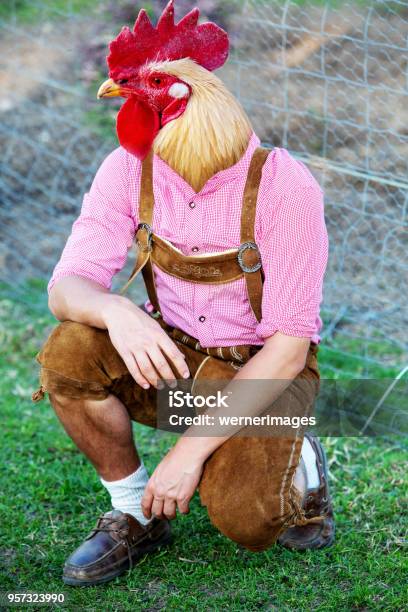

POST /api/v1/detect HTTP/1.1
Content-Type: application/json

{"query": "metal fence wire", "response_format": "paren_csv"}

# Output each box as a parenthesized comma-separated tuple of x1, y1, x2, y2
(0, 0, 407, 378)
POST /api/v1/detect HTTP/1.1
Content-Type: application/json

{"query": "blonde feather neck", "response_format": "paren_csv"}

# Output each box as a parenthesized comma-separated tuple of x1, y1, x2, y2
(151, 59, 253, 193)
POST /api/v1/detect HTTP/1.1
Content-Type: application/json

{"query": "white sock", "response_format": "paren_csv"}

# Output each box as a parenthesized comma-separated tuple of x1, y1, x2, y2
(100, 463, 150, 525)
(301, 437, 320, 490)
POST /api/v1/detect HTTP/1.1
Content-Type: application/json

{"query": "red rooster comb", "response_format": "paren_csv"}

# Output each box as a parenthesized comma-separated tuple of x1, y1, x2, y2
(107, 0, 229, 76)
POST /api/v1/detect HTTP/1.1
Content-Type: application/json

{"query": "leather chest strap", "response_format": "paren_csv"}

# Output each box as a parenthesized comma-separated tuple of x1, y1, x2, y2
(139, 150, 154, 226)
(240, 147, 270, 322)
(122, 151, 161, 313)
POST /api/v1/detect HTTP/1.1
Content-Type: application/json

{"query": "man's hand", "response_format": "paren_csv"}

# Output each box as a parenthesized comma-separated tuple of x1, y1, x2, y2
(102, 298, 190, 389)
(141, 438, 206, 520)
(48, 276, 190, 390)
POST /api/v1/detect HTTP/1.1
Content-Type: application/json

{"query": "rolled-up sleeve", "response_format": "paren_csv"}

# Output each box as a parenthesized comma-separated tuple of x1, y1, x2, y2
(48, 147, 139, 293)
(256, 185, 328, 340)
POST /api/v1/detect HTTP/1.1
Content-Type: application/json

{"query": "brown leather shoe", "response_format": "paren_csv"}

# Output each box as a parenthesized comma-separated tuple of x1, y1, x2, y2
(63, 510, 171, 586)
(278, 434, 335, 550)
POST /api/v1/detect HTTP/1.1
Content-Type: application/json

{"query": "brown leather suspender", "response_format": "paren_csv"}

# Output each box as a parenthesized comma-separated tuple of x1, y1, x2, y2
(239, 147, 269, 321)
(137, 150, 161, 314)
(123, 147, 270, 323)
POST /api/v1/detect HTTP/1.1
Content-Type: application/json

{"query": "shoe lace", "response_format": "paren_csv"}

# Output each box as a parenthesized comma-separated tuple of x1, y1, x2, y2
(291, 497, 327, 528)
(92, 516, 134, 569)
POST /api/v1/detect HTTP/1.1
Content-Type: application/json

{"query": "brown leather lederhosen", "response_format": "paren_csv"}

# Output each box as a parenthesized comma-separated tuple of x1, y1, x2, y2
(33, 147, 321, 551)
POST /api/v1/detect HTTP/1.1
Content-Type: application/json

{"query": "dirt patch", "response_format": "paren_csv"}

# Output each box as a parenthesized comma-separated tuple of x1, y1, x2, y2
(0, 26, 65, 111)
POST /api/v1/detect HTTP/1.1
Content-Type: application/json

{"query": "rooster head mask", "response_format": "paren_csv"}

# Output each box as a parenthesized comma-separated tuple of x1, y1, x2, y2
(97, 0, 229, 159)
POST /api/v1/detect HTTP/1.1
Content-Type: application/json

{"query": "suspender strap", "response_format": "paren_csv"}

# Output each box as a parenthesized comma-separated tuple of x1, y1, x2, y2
(139, 150, 154, 225)
(122, 151, 161, 313)
(139, 152, 161, 314)
(239, 147, 270, 322)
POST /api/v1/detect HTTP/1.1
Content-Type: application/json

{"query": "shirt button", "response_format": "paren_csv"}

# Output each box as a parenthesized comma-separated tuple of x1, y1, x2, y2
(188, 201, 196, 209)
(191, 246, 199, 253)
(199, 315, 206, 322)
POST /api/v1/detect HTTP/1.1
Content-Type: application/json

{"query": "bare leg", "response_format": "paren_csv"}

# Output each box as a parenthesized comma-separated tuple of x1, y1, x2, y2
(50, 393, 140, 480)
(51, 393, 171, 587)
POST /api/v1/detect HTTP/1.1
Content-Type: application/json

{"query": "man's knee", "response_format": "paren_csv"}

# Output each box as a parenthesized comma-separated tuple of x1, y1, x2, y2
(36, 321, 119, 400)
(202, 436, 322, 552)
(202, 485, 288, 551)
(199, 437, 302, 552)
(40, 321, 99, 363)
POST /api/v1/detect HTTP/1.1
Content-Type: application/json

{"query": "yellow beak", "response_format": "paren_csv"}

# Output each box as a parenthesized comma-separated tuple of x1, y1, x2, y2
(97, 78, 123, 99)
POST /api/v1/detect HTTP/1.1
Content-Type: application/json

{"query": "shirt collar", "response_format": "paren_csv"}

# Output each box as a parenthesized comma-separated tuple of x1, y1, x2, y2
(153, 132, 261, 196)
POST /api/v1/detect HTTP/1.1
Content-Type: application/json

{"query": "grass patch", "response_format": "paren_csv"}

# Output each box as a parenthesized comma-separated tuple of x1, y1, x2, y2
(0, 0, 97, 22)
(0, 283, 407, 609)
(318, 339, 404, 379)
(318, 308, 404, 379)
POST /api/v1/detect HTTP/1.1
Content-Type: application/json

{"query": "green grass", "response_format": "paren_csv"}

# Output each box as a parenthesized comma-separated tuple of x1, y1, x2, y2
(0, 284, 407, 610)
(0, 0, 97, 22)
(318, 337, 404, 379)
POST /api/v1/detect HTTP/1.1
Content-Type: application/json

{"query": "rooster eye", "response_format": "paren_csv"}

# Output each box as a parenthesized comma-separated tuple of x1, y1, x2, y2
(153, 77, 162, 85)
(118, 79, 128, 85)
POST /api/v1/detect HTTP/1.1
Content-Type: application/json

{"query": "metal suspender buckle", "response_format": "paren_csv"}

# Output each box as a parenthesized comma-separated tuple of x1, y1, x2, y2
(237, 241, 262, 273)
(136, 222, 153, 253)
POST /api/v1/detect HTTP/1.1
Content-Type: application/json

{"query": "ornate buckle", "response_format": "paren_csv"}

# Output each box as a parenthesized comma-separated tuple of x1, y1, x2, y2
(237, 241, 262, 273)
(136, 222, 153, 252)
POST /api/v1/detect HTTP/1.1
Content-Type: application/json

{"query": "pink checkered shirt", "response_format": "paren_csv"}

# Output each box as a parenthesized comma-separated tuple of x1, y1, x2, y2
(49, 133, 328, 347)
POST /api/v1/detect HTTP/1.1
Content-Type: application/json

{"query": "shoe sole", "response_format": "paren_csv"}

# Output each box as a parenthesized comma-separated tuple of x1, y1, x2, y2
(62, 532, 172, 587)
(281, 522, 336, 551)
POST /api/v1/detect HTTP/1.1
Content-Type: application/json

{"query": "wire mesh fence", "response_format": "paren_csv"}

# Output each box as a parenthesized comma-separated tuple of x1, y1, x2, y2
(0, 0, 407, 378)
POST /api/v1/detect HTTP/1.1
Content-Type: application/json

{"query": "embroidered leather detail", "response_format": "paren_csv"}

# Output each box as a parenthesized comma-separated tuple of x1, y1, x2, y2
(229, 361, 243, 370)
(231, 346, 243, 362)
(171, 263, 222, 278)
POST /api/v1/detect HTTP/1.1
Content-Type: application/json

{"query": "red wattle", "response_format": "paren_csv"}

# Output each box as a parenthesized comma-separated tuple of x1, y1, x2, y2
(116, 98, 160, 159)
